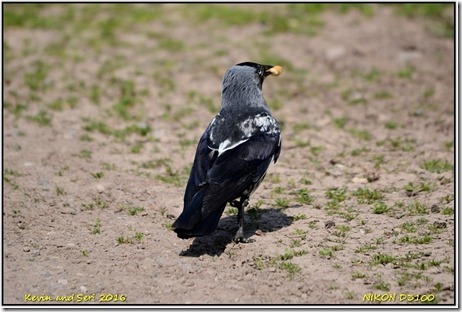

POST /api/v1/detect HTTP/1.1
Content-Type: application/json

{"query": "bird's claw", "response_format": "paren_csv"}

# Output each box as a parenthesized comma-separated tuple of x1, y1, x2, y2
(233, 236, 254, 243)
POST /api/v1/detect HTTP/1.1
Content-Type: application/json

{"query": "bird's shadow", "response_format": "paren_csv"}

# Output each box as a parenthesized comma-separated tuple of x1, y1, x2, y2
(179, 208, 293, 257)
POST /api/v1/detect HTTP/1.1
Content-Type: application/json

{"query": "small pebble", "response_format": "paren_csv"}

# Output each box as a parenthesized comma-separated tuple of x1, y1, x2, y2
(58, 279, 68, 286)
(79, 286, 88, 293)
(325, 220, 336, 229)
(23, 247, 30, 252)
(431, 204, 441, 213)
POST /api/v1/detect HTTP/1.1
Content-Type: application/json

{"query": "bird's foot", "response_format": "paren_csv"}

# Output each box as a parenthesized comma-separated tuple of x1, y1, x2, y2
(233, 229, 254, 243)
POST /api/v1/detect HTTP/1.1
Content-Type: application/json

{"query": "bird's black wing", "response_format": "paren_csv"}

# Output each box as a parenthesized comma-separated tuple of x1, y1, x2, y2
(183, 129, 216, 207)
(174, 114, 280, 238)
(201, 131, 280, 216)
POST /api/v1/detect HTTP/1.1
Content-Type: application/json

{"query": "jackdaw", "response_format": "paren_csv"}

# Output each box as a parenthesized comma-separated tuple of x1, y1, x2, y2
(172, 62, 282, 242)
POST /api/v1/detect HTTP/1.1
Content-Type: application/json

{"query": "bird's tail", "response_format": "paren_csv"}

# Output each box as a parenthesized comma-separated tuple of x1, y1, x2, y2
(172, 190, 227, 239)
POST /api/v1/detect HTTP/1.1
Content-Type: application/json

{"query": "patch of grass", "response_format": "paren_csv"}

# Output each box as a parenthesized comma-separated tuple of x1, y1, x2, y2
(130, 142, 144, 154)
(293, 188, 314, 205)
(385, 121, 398, 129)
(355, 243, 377, 254)
(79, 134, 93, 142)
(443, 140, 453, 151)
(117, 236, 131, 244)
(353, 188, 384, 204)
(291, 214, 307, 221)
(134, 232, 144, 242)
(82, 197, 108, 210)
(351, 271, 366, 279)
(404, 181, 431, 196)
(333, 116, 348, 129)
(24, 60, 49, 91)
(27, 110, 52, 126)
(56, 187, 65, 196)
(326, 188, 347, 202)
(441, 206, 454, 215)
(319, 247, 334, 258)
(127, 206, 145, 216)
(308, 221, 318, 229)
(163, 222, 173, 231)
(400, 221, 417, 233)
(275, 198, 290, 209)
(90, 218, 102, 234)
(406, 201, 428, 215)
(90, 172, 104, 179)
(372, 202, 390, 214)
(372, 154, 385, 169)
(155, 166, 185, 187)
(396, 64, 415, 79)
(278, 261, 301, 277)
(372, 282, 390, 292)
(374, 90, 394, 100)
(333, 225, 350, 238)
(399, 235, 433, 244)
(393, 3, 454, 37)
(370, 252, 396, 266)
(362, 68, 381, 82)
(348, 128, 372, 141)
(79, 149, 92, 159)
(351, 147, 369, 156)
(421, 159, 453, 173)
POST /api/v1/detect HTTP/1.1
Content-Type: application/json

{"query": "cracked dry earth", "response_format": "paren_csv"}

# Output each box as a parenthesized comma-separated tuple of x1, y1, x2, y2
(3, 4, 455, 305)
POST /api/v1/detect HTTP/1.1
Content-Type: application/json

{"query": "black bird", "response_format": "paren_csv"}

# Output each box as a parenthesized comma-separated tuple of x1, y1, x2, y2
(172, 62, 283, 242)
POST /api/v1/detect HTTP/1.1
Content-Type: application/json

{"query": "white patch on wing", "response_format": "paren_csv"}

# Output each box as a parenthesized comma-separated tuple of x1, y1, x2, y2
(254, 115, 278, 133)
(216, 138, 249, 156)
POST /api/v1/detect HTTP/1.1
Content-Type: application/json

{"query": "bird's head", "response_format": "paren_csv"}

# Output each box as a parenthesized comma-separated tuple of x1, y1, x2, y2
(221, 62, 283, 113)
(224, 62, 283, 90)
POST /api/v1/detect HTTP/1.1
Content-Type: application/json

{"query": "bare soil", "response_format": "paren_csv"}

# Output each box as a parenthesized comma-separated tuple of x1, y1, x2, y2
(3, 4, 455, 305)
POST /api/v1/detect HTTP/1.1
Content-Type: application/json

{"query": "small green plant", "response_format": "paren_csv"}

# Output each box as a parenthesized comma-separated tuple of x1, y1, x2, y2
(79, 149, 92, 159)
(385, 121, 398, 129)
(373, 282, 390, 292)
(275, 198, 290, 209)
(319, 247, 334, 258)
(441, 207, 454, 215)
(407, 201, 428, 215)
(293, 188, 314, 205)
(370, 252, 395, 266)
(117, 236, 130, 244)
(56, 187, 65, 196)
(352, 271, 366, 279)
(421, 159, 453, 173)
(91, 171, 104, 179)
(308, 221, 318, 229)
(128, 206, 145, 216)
(355, 243, 377, 254)
(353, 188, 384, 204)
(325, 188, 347, 202)
(134, 232, 144, 241)
(400, 221, 417, 233)
(27, 110, 52, 126)
(400, 235, 432, 244)
(292, 214, 307, 221)
(372, 202, 390, 214)
(397, 65, 415, 79)
(333, 117, 348, 129)
(90, 218, 102, 234)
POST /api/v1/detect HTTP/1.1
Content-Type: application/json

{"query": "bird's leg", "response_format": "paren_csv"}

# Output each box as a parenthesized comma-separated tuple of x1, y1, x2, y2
(234, 197, 251, 243)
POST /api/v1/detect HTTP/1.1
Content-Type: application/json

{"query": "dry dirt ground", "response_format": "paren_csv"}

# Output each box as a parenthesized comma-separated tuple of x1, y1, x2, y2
(3, 4, 456, 306)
